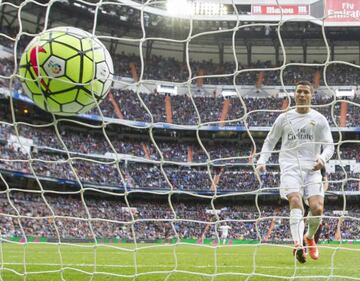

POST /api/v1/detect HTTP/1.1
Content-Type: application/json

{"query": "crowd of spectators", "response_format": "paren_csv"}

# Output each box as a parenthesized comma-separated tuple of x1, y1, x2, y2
(1, 122, 255, 161)
(1, 53, 360, 127)
(1, 121, 360, 192)
(1, 119, 358, 162)
(0, 26, 359, 243)
(1, 22, 360, 87)
(89, 88, 358, 127)
(1, 142, 360, 193)
(0, 191, 359, 241)
(106, 52, 360, 87)
(87, 89, 359, 127)
(3, 44, 360, 87)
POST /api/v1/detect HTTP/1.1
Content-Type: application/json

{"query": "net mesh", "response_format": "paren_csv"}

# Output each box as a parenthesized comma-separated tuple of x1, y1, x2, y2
(0, 0, 359, 280)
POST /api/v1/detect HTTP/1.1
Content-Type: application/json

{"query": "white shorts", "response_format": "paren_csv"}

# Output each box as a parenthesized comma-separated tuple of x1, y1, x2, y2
(221, 233, 228, 239)
(280, 168, 323, 203)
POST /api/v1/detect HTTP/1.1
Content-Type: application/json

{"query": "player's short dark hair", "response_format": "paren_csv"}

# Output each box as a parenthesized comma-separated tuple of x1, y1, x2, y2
(296, 80, 314, 93)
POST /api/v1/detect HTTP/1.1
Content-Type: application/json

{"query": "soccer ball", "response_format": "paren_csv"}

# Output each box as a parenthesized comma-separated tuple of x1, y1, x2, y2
(19, 26, 113, 116)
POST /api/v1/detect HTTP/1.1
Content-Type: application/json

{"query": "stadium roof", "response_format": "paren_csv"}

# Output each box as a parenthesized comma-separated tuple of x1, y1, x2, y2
(1, 0, 360, 48)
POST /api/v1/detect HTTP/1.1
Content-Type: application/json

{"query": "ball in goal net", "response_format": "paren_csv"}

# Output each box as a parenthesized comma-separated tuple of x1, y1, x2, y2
(0, 0, 360, 280)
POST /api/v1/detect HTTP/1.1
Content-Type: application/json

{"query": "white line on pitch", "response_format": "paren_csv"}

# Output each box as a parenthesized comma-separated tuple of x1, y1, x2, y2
(1, 262, 342, 270)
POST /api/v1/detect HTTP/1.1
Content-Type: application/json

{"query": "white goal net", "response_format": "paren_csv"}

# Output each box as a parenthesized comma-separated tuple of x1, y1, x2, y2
(0, 0, 360, 280)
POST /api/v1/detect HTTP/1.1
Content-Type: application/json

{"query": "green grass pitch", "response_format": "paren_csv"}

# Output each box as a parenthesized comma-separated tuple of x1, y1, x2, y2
(0, 243, 359, 280)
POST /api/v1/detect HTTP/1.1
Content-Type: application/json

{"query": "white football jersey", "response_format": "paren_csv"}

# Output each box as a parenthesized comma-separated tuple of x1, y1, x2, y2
(258, 109, 334, 170)
(219, 225, 231, 236)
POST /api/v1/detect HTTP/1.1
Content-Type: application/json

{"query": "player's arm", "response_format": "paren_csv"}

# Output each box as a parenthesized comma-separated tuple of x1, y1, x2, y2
(256, 115, 283, 173)
(313, 117, 335, 171)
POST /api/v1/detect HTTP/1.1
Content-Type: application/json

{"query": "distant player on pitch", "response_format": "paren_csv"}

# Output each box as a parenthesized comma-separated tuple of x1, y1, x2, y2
(256, 81, 334, 263)
(219, 223, 231, 245)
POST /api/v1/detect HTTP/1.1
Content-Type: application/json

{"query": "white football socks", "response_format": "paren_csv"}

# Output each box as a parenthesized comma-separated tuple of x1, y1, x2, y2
(290, 208, 304, 246)
(306, 210, 321, 240)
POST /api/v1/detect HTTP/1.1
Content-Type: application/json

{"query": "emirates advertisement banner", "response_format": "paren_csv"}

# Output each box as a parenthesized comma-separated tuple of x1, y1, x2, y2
(325, 0, 360, 23)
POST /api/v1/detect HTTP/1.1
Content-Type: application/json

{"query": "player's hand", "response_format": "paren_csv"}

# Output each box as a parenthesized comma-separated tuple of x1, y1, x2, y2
(312, 159, 324, 171)
(255, 164, 266, 175)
